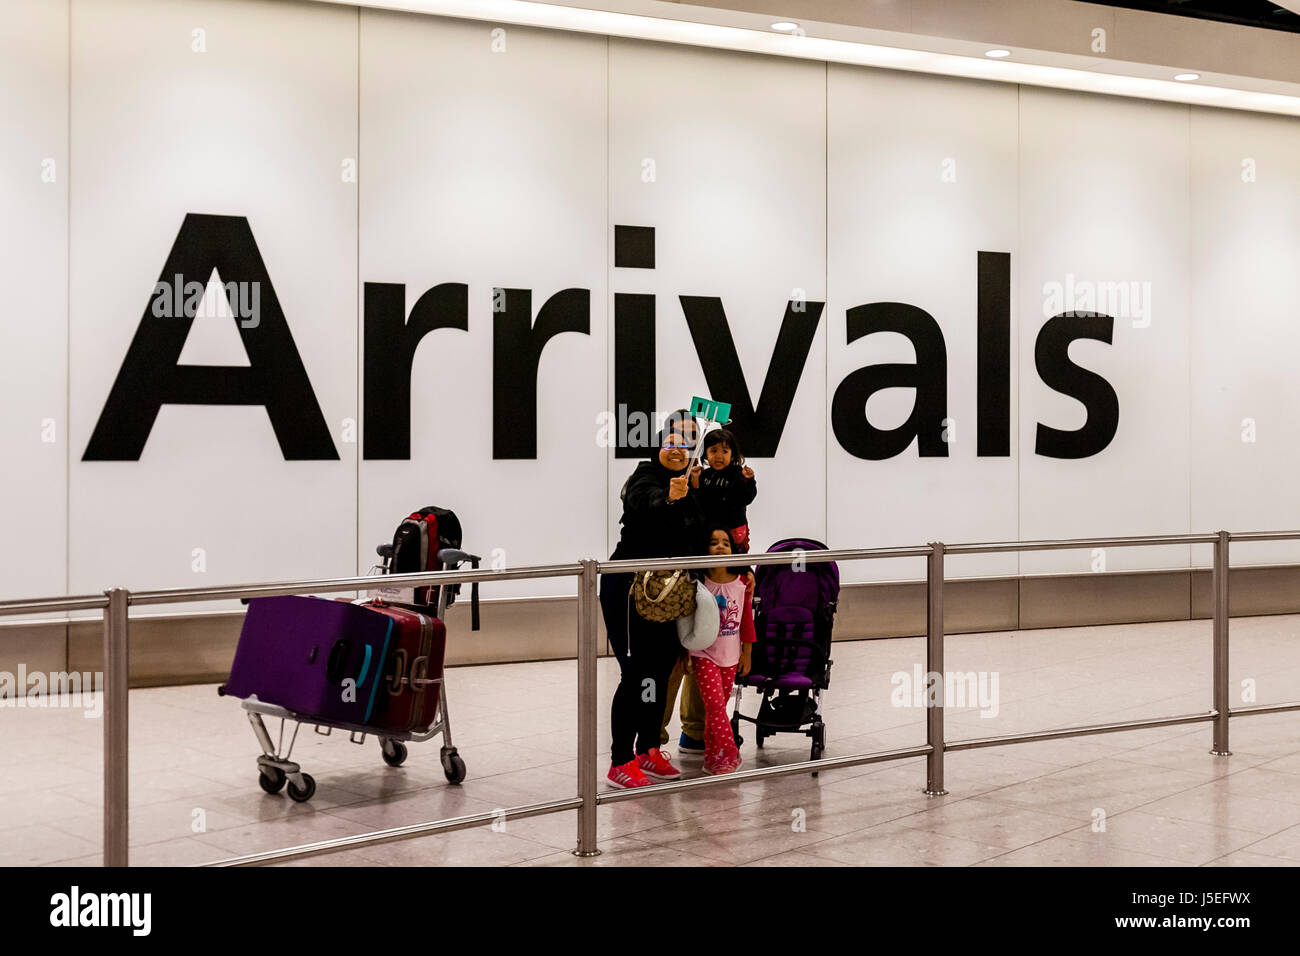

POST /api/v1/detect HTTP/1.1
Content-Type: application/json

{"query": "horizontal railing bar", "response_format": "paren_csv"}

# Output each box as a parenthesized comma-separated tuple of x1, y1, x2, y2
(0, 595, 109, 617)
(211, 703, 1294, 866)
(1228, 530, 1300, 542)
(1228, 701, 1300, 718)
(14, 559, 1298, 625)
(202, 795, 585, 867)
(130, 563, 584, 607)
(600, 547, 931, 574)
(12, 530, 1299, 613)
(944, 710, 1216, 752)
(598, 744, 934, 803)
(945, 533, 1217, 555)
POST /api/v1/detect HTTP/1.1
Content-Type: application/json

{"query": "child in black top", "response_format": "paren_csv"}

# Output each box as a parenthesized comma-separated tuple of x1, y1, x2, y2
(689, 428, 757, 552)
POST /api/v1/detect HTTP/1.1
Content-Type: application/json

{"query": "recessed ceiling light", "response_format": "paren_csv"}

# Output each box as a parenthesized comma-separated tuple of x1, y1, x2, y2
(771, 21, 799, 32)
(985, 49, 1012, 58)
(1174, 72, 1200, 81)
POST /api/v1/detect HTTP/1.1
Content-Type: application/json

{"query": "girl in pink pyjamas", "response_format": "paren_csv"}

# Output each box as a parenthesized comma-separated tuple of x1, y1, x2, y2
(691, 527, 756, 775)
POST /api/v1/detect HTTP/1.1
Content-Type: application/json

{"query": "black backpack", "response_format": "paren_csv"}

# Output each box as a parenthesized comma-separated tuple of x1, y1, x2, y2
(387, 506, 479, 629)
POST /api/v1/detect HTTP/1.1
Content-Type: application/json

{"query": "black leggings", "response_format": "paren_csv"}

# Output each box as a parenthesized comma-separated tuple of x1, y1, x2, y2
(600, 571, 683, 766)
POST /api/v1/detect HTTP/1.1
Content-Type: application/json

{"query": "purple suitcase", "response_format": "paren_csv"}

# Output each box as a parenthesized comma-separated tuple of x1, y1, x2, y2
(223, 595, 395, 726)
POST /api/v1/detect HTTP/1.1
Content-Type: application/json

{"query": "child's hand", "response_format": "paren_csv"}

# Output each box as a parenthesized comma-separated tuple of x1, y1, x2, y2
(742, 465, 754, 480)
(690, 465, 702, 489)
(738, 645, 752, 677)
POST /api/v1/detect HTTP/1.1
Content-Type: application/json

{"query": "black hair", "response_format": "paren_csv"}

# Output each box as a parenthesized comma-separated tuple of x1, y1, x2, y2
(704, 524, 750, 577)
(653, 408, 700, 459)
(702, 427, 743, 467)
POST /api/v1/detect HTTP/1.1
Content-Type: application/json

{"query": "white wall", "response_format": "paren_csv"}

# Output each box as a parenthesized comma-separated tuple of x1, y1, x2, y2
(0, 0, 68, 603)
(68, 0, 359, 614)
(3, 0, 1300, 609)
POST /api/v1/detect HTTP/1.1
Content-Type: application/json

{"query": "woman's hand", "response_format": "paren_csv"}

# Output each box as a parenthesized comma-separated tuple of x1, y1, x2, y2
(742, 465, 755, 480)
(668, 475, 689, 501)
(738, 644, 752, 677)
(690, 465, 702, 489)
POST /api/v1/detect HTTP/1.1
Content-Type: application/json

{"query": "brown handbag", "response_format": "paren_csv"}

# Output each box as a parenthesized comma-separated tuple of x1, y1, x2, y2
(631, 569, 697, 622)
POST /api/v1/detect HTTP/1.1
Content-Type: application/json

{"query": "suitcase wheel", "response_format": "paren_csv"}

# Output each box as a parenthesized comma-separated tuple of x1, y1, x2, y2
(441, 750, 466, 784)
(381, 741, 408, 768)
(287, 773, 317, 803)
(258, 768, 286, 794)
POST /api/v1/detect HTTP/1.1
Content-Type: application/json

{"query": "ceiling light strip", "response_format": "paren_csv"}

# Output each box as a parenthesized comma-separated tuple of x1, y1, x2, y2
(314, 0, 1300, 116)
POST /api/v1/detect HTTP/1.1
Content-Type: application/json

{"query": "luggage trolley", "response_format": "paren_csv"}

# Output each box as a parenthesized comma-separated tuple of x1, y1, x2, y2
(219, 545, 479, 803)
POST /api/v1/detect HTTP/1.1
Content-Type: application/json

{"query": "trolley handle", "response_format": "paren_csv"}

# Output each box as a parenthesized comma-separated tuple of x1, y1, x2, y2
(436, 549, 482, 631)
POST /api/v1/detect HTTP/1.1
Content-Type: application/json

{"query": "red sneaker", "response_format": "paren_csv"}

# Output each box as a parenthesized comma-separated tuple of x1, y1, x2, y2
(636, 748, 681, 780)
(702, 756, 742, 776)
(606, 759, 653, 789)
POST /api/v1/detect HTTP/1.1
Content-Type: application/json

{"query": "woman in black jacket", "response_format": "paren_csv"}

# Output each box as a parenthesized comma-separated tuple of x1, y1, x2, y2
(601, 409, 708, 788)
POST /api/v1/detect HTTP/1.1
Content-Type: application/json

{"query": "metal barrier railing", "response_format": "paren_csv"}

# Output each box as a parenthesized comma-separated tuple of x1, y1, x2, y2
(3, 529, 1300, 865)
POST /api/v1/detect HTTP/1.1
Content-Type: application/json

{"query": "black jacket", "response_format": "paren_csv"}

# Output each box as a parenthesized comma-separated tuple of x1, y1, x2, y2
(610, 460, 708, 561)
(695, 464, 757, 530)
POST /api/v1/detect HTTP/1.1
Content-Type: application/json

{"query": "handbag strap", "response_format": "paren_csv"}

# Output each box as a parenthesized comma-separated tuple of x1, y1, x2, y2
(639, 569, 682, 604)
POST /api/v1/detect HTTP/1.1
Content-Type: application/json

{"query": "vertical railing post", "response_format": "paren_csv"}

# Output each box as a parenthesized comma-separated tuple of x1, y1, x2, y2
(103, 587, 130, 866)
(574, 559, 601, 856)
(924, 542, 948, 796)
(1211, 531, 1232, 756)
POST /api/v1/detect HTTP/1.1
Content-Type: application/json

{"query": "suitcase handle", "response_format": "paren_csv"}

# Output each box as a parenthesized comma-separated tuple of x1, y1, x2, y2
(387, 649, 408, 694)
(409, 655, 436, 688)
(326, 640, 351, 682)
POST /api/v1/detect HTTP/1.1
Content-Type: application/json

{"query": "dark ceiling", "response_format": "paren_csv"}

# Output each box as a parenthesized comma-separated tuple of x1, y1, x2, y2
(1080, 1, 1300, 33)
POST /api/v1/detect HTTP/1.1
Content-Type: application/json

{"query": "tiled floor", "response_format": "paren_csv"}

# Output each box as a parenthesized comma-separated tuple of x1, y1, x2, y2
(3, 613, 1300, 866)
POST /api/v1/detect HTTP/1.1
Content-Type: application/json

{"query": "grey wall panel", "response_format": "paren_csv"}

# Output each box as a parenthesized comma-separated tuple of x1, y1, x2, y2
(0, 623, 69, 697)
(1190, 565, 1300, 618)
(1020, 570, 1192, 629)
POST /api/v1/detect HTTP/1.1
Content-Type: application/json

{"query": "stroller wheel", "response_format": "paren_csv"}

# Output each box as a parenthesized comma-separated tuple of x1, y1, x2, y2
(810, 721, 826, 768)
(258, 767, 286, 794)
(442, 750, 467, 784)
(287, 773, 317, 803)
(382, 740, 408, 767)
(730, 715, 743, 749)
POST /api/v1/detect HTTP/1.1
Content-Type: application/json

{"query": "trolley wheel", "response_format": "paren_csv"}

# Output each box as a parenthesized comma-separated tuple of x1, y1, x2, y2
(730, 715, 743, 748)
(442, 751, 467, 784)
(258, 767, 286, 794)
(382, 741, 408, 767)
(287, 773, 316, 803)
(755, 729, 765, 750)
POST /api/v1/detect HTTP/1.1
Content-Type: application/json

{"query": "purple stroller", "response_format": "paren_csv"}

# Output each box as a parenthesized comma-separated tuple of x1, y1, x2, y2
(730, 538, 839, 766)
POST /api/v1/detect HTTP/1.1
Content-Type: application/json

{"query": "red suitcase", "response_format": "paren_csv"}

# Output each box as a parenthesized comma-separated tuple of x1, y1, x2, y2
(363, 602, 446, 734)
